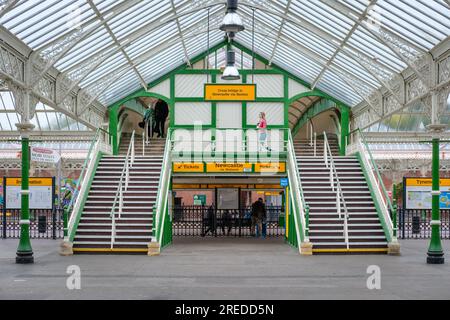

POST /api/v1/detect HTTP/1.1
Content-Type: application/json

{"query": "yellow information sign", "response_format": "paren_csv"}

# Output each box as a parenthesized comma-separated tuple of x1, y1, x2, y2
(6, 177, 53, 187)
(405, 178, 450, 187)
(204, 84, 256, 101)
(255, 163, 286, 173)
(173, 163, 205, 173)
(206, 163, 253, 173)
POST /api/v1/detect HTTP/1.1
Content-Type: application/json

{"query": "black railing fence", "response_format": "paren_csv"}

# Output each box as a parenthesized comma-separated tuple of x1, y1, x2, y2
(1, 207, 65, 239)
(397, 209, 450, 240)
(173, 205, 285, 237)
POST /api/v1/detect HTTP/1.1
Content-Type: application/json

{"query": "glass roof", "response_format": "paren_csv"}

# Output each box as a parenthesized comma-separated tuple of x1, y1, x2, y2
(1, 0, 449, 107)
(0, 91, 91, 132)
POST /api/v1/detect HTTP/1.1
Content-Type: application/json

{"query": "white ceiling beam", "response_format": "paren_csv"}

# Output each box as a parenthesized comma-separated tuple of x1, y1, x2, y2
(311, 0, 378, 89)
(0, 0, 20, 19)
(170, 0, 192, 67)
(87, 0, 147, 90)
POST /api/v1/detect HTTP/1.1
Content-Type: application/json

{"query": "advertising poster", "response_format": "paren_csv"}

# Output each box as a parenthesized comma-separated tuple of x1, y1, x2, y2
(404, 178, 450, 209)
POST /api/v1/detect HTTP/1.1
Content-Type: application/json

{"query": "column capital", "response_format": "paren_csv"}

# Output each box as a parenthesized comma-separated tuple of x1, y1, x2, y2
(15, 122, 35, 139)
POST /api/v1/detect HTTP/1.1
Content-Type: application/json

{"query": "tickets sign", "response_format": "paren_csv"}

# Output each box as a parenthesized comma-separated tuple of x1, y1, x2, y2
(204, 84, 256, 101)
(173, 163, 205, 173)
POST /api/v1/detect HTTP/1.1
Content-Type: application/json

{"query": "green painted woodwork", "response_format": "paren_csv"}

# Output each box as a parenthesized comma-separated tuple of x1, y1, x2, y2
(340, 107, 350, 156)
(427, 137, 444, 263)
(356, 152, 392, 243)
(68, 151, 103, 242)
(16, 136, 33, 262)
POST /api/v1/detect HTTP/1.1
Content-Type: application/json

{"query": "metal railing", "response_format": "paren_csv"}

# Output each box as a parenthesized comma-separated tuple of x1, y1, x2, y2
(398, 209, 450, 239)
(347, 128, 395, 242)
(153, 133, 172, 247)
(286, 130, 308, 246)
(170, 128, 289, 159)
(109, 130, 135, 249)
(172, 205, 285, 237)
(1, 208, 65, 239)
(324, 132, 349, 249)
(66, 128, 112, 242)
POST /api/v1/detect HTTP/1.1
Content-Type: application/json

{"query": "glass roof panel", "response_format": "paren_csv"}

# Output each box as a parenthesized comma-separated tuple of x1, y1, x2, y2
(1, 0, 448, 109)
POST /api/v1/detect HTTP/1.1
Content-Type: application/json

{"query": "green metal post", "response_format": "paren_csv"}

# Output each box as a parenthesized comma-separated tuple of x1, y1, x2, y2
(305, 205, 310, 239)
(109, 107, 119, 155)
(340, 107, 349, 156)
(427, 137, 444, 264)
(16, 135, 34, 264)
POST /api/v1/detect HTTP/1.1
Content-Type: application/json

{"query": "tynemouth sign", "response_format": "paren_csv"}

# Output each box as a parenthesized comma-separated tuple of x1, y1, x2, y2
(204, 84, 256, 101)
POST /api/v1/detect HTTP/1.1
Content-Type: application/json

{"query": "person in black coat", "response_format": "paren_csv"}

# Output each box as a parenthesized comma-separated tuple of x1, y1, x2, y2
(154, 99, 169, 138)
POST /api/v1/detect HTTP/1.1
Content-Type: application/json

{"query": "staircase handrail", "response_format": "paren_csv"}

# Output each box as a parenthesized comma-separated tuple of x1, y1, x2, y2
(324, 132, 350, 249)
(348, 128, 394, 240)
(66, 128, 112, 241)
(287, 130, 308, 245)
(154, 132, 172, 245)
(109, 130, 135, 249)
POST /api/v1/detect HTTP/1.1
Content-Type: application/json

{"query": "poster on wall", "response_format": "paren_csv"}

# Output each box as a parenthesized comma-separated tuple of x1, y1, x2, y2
(404, 178, 450, 209)
(217, 188, 239, 210)
(4, 177, 54, 210)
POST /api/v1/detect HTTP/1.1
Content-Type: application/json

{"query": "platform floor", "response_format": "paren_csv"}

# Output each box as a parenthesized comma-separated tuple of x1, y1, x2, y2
(0, 238, 449, 300)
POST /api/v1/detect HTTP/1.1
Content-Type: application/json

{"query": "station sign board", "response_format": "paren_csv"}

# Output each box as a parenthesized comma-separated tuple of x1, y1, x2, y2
(206, 163, 253, 173)
(204, 84, 256, 101)
(404, 178, 450, 209)
(173, 162, 286, 174)
(173, 163, 205, 173)
(4, 177, 54, 209)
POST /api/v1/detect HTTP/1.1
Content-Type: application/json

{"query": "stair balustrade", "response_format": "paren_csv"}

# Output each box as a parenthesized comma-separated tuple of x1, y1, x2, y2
(324, 132, 350, 250)
(347, 128, 395, 242)
(66, 128, 112, 242)
(109, 130, 135, 249)
(287, 130, 309, 247)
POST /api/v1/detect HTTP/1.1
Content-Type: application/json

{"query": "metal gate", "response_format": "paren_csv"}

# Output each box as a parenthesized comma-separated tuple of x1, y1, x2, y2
(173, 205, 285, 237)
(1, 207, 65, 239)
(397, 209, 450, 239)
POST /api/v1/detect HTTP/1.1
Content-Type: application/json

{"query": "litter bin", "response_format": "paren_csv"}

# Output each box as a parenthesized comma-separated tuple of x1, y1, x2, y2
(38, 215, 47, 234)
(412, 216, 421, 234)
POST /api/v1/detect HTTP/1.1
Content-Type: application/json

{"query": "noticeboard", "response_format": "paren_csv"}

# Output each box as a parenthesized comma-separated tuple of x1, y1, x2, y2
(3, 177, 54, 210)
(404, 177, 450, 210)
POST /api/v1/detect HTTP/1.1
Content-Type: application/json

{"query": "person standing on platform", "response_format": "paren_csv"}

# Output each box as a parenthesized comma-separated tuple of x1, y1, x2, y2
(154, 99, 169, 138)
(251, 198, 267, 238)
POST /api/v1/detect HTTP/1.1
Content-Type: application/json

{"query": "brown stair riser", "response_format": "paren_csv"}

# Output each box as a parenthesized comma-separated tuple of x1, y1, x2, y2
(310, 231, 385, 237)
(72, 244, 149, 249)
(80, 219, 152, 224)
(92, 178, 159, 182)
(88, 192, 157, 197)
(76, 231, 152, 237)
(304, 198, 373, 203)
(74, 238, 151, 243)
(98, 163, 163, 167)
(83, 208, 153, 212)
(78, 224, 153, 230)
(310, 226, 384, 231)
(84, 201, 155, 207)
(309, 221, 381, 225)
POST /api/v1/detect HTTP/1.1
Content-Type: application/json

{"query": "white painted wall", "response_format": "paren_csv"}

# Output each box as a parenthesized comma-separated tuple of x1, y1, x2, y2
(148, 78, 170, 99)
(216, 103, 242, 129)
(174, 102, 211, 126)
(247, 102, 284, 126)
(289, 78, 310, 99)
(253, 74, 284, 98)
(175, 74, 208, 97)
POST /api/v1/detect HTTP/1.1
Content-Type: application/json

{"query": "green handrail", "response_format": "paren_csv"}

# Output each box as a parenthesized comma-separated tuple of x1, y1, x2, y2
(65, 128, 112, 241)
(153, 132, 172, 245)
(349, 128, 394, 214)
(286, 130, 307, 245)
